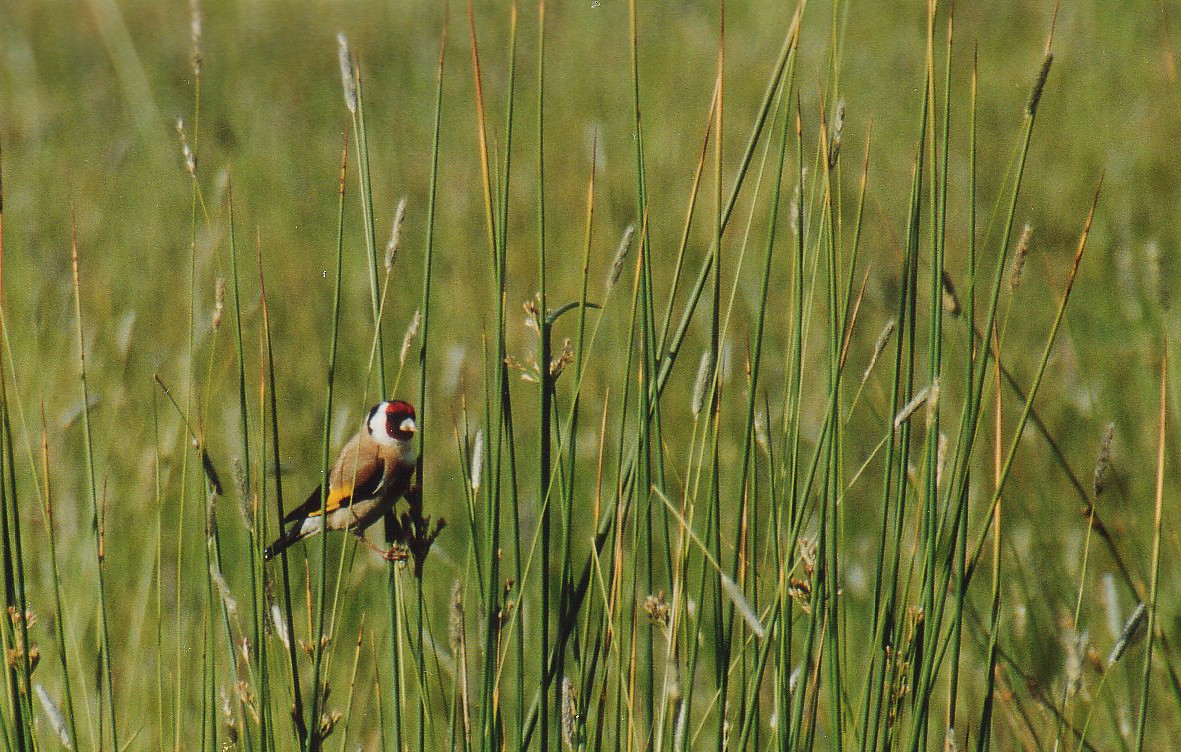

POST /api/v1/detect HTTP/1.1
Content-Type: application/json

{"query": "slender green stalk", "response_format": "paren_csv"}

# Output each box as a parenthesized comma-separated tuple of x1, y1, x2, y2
(70, 221, 120, 752)
(1134, 348, 1167, 750)
(411, 11, 448, 751)
(257, 228, 309, 748)
(0, 356, 30, 752)
(907, 4, 947, 746)
(307, 130, 350, 752)
(336, 619, 366, 752)
(40, 406, 80, 751)
(536, 4, 554, 749)
(946, 31, 975, 741)
(346, 47, 387, 392)
(226, 183, 266, 752)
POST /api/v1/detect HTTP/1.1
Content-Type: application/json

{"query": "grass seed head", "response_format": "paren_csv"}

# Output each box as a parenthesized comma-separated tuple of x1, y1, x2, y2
(176, 118, 196, 177)
(894, 383, 933, 429)
(691, 350, 713, 417)
(1010, 223, 1033, 291)
(1107, 603, 1147, 667)
(212, 277, 225, 329)
(549, 338, 574, 380)
(318, 710, 343, 742)
(219, 686, 238, 744)
(644, 591, 670, 628)
(561, 676, 583, 750)
(231, 457, 254, 530)
(797, 537, 817, 576)
(721, 574, 766, 638)
(385, 198, 407, 273)
(269, 602, 290, 651)
(673, 696, 689, 752)
(924, 378, 940, 428)
(1027, 52, 1053, 116)
(399, 309, 421, 367)
(789, 578, 812, 613)
(190, 0, 203, 77)
(449, 580, 465, 657)
(210, 562, 238, 619)
(864, 319, 896, 383)
(828, 98, 845, 169)
(790, 166, 807, 239)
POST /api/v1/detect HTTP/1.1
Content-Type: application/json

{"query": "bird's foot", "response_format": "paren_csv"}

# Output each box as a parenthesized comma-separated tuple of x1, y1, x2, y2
(357, 534, 402, 561)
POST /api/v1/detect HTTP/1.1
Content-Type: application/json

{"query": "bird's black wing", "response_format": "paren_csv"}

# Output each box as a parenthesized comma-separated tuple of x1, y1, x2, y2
(282, 457, 387, 525)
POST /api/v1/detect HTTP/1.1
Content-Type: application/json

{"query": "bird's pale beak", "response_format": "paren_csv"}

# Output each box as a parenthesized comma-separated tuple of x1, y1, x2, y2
(400, 418, 417, 434)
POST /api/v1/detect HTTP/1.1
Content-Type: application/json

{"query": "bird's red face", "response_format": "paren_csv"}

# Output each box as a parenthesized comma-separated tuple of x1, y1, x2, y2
(368, 400, 417, 445)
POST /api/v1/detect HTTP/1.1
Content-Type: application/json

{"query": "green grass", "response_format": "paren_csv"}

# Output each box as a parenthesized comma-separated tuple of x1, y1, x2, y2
(1, 0, 1180, 750)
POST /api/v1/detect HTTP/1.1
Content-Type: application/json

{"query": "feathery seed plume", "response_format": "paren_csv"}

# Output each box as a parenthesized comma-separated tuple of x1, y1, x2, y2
(721, 573, 766, 639)
(470, 430, 485, 492)
(337, 33, 357, 115)
(607, 224, 635, 291)
(385, 198, 407, 273)
(212, 277, 226, 330)
(269, 602, 290, 650)
(36, 684, 71, 749)
(864, 319, 896, 382)
(691, 350, 714, 418)
(894, 383, 933, 430)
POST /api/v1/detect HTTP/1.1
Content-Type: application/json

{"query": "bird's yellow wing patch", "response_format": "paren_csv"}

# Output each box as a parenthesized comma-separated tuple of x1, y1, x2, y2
(306, 485, 356, 517)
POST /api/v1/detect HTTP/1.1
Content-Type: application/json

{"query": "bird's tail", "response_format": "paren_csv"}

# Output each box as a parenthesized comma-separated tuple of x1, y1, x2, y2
(264, 527, 302, 561)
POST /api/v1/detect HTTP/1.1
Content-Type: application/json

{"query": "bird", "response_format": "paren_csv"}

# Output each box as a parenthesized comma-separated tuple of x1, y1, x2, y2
(264, 400, 418, 561)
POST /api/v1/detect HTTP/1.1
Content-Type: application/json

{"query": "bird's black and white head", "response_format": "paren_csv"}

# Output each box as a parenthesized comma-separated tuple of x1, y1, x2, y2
(367, 400, 417, 454)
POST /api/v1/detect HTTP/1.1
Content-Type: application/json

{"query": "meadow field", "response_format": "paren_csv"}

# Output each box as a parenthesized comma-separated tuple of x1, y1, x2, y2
(1, 0, 1179, 749)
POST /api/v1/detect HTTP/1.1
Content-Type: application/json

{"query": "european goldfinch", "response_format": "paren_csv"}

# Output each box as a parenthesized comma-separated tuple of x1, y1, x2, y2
(264, 400, 418, 560)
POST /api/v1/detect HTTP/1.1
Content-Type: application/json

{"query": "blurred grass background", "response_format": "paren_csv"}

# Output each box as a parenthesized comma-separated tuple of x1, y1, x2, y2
(2, 0, 1181, 749)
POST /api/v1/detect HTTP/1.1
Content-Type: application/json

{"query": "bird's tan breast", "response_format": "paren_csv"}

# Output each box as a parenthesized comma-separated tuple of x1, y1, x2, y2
(329, 434, 384, 490)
